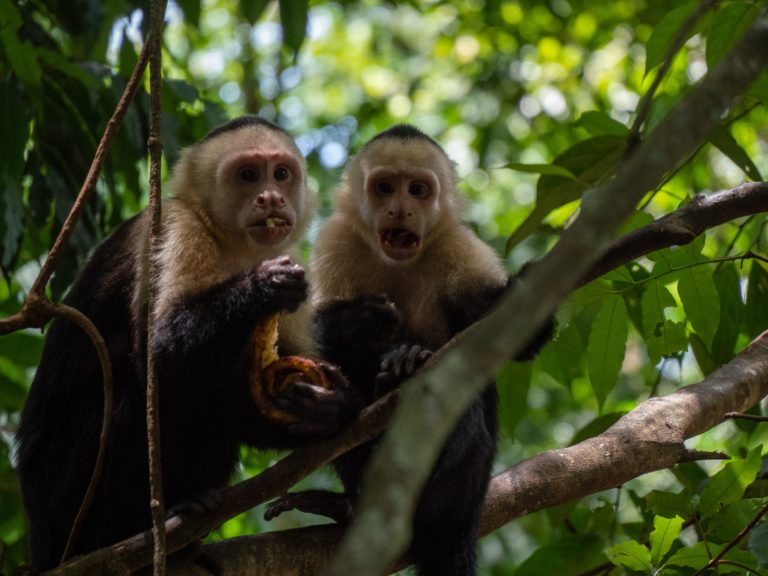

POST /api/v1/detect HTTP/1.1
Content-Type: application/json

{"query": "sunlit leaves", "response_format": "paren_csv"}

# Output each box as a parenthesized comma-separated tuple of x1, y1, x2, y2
(574, 111, 630, 137)
(650, 515, 684, 566)
(505, 135, 625, 253)
(606, 539, 651, 572)
(587, 294, 627, 410)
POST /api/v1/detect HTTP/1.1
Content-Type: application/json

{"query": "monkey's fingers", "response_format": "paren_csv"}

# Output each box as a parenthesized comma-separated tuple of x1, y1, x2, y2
(314, 362, 350, 389)
(264, 490, 353, 524)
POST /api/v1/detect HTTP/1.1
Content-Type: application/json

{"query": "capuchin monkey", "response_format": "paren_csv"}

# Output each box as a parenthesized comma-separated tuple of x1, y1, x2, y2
(265, 125, 549, 576)
(15, 116, 353, 571)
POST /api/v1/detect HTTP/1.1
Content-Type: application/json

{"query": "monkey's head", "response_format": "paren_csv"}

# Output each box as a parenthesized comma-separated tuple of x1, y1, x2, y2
(339, 125, 462, 264)
(170, 116, 311, 252)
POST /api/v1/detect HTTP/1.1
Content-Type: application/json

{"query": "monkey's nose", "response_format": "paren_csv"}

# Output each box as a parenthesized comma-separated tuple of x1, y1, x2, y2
(257, 190, 286, 207)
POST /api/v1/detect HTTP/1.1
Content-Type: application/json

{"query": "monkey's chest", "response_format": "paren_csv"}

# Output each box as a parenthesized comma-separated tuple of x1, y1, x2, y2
(395, 297, 451, 350)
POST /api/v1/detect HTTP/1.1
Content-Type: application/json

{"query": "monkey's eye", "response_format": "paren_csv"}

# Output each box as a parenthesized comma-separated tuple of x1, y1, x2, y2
(274, 165, 291, 182)
(375, 181, 394, 196)
(238, 167, 260, 183)
(408, 182, 429, 197)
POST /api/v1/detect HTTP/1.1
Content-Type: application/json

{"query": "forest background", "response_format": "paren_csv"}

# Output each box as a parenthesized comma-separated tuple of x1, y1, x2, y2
(1, 0, 768, 574)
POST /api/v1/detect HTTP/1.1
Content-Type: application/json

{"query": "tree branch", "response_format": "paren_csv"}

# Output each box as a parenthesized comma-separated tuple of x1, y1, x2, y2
(145, 0, 169, 573)
(583, 182, 768, 284)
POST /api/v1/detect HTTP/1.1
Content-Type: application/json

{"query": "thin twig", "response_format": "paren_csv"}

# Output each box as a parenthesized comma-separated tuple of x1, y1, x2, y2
(145, 0, 169, 573)
(55, 302, 114, 564)
(692, 501, 768, 575)
(724, 411, 768, 422)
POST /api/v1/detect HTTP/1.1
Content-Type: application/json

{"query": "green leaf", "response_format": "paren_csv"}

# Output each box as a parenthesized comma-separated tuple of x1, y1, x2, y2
(278, 0, 309, 56)
(650, 515, 683, 566)
(708, 499, 764, 541)
(496, 361, 532, 437)
(575, 111, 630, 137)
(241, 0, 270, 24)
(505, 136, 624, 253)
(707, 2, 761, 69)
(678, 266, 720, 348)
(606, 540, 651, 571)
(587, 294, 628, 409)
(504, 162, 578, 179)
(515, 535, 603, 576)
(0, 332, 43, 367)
(710, 124, 763, 181)
(710, 263, 744, 366)
(745, 263, 768, 340)
(666, 541, 713, 568)
(641, 279, 676, 338)
(646, 320, 688, 364)
(690, 333, 717, 376)
(699, 445, 761, 519)
(646, 489, 693, 520)
(748, 522, 768, 568)
(539, 322, 583, 388)
(176, 0, 202, 27)
(645, 2, 699, 74)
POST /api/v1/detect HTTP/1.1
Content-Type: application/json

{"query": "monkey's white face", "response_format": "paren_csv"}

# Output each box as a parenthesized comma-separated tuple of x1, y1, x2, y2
(364, 165, 441, 262)
(354, 140, 451, 264)
(207, 132, 306, 251)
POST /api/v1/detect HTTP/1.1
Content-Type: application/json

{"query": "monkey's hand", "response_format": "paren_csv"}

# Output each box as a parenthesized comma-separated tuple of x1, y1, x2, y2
(255, 255, 308, 313)
(376, 344, 433, 398)
(316, 293, 402, 353)
(252, 356, 357, 434)
(276, 362, 359, 436)
(264, 489, 353, 524)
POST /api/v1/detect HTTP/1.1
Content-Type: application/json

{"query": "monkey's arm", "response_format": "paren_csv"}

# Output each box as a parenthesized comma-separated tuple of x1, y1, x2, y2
(152, 259, 306, 380)
(445, 274, 553, 361)
(313, 294, 401, 404)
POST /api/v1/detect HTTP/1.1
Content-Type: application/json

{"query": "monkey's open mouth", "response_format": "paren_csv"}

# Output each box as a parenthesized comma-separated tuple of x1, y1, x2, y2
(254, 217, 290, 228)
(379, 228, 420, 259)
(248, 215, 294, 245)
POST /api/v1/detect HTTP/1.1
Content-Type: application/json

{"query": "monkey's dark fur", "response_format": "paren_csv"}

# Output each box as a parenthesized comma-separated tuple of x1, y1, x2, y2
(15, 117, 346, 570)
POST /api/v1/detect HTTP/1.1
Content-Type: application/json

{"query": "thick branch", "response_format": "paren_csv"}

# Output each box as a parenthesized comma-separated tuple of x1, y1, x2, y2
(322, 15, 768, 576)
(584, 182, 768, 283)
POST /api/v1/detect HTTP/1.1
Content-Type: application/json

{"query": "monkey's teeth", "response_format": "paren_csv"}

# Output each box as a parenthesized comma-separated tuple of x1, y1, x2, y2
(263, 217, 287, 228)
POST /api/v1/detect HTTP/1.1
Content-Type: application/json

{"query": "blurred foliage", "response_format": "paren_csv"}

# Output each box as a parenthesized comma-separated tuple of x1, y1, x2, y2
(1, 0, 768, 573)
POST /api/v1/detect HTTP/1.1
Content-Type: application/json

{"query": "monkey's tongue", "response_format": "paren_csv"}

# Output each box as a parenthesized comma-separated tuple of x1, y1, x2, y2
(380, 228, 420, 249)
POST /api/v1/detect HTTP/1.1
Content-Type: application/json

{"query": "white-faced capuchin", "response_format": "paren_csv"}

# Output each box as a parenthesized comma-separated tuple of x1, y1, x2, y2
(265, 124, 550, 576)
(15, 116, 353, 571)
